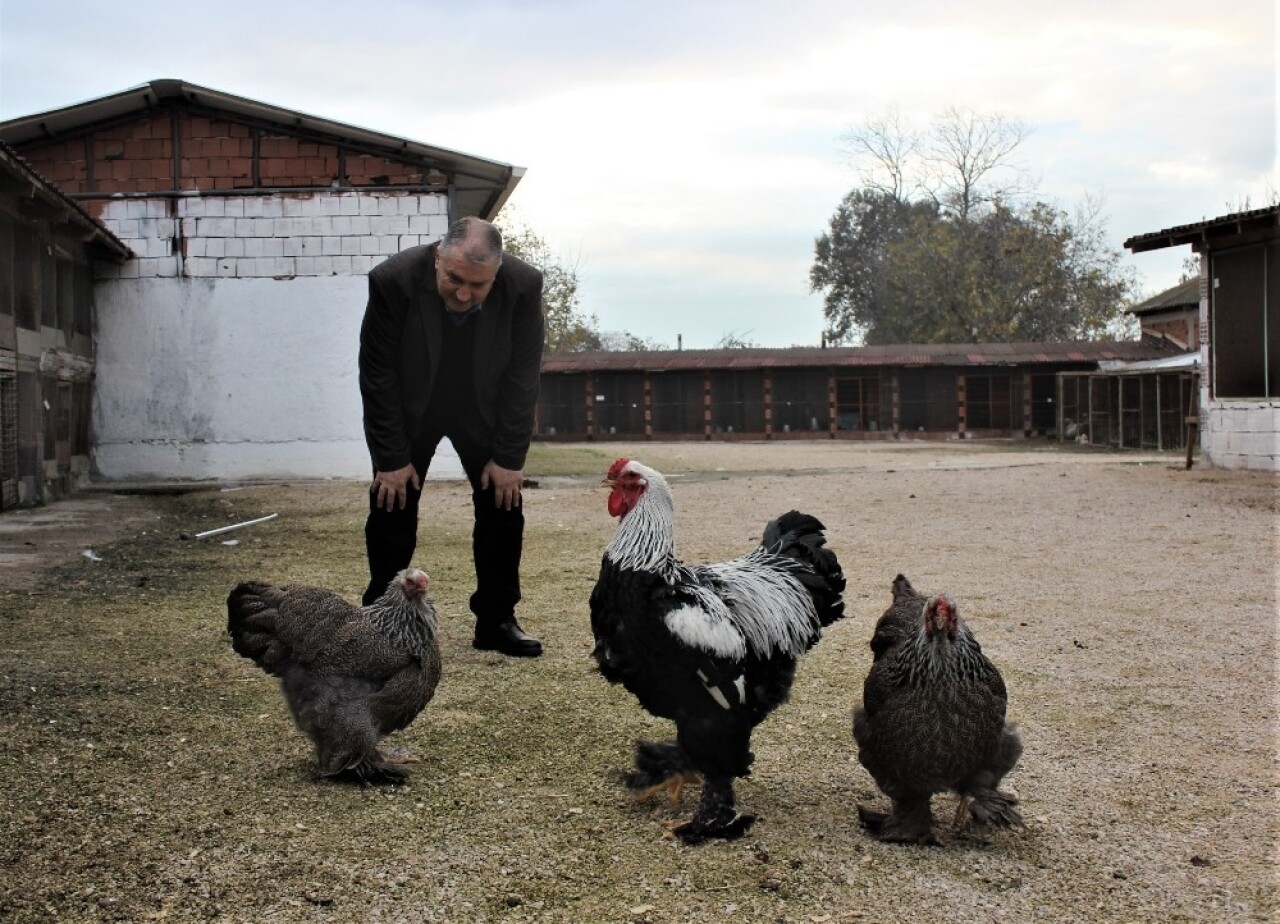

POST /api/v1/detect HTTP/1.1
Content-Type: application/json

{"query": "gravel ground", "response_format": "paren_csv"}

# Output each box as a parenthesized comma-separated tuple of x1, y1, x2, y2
(0, 441, 1275, 923)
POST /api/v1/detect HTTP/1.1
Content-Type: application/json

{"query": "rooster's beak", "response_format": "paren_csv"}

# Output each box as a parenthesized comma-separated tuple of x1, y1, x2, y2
(600, 478, 615, 490)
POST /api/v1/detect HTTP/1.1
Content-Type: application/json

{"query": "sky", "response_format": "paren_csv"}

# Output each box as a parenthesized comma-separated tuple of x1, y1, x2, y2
(1, 0, 1275, 349)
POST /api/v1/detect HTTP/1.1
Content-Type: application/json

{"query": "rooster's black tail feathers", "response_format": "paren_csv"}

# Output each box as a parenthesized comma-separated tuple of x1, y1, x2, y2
(762, 510, 846, 627)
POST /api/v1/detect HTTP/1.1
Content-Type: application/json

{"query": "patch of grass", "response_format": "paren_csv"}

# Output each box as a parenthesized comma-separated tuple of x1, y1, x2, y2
(2, 451, 1276, 924)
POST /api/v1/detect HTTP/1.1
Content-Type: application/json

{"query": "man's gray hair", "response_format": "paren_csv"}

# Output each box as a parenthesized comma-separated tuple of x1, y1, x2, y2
(440, 216, 504, 266)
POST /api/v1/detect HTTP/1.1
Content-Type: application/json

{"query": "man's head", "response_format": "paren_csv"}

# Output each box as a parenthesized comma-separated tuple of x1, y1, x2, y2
(435, 217, 503, 313)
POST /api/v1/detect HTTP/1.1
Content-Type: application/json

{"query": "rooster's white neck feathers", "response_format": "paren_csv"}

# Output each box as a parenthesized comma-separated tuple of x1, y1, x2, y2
(604, 463, 821, 661)
(605, 463, 678, 576)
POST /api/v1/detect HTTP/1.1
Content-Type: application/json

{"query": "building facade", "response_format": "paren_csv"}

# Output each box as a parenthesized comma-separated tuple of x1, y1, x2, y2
(0, 80, 523, 484)
(0, 143, 130, 508)
(1126, 206, 1280, 471)
(536, 341, 1179, 444)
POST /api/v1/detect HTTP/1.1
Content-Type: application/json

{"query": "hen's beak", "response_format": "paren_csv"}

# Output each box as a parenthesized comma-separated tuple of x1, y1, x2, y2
(600, 477, 615, 490)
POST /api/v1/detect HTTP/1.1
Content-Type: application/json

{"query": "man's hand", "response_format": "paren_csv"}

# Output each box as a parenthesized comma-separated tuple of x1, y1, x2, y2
(481, 460, 523, 511)
(372, 464, 421, 512)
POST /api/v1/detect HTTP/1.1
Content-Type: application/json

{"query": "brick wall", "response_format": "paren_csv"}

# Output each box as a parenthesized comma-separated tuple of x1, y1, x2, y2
(93, 191, 448, 279)
(17, 109, 432, 196)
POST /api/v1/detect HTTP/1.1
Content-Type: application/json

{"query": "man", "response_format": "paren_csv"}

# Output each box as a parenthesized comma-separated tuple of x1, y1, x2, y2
(359, 216, 544, 657)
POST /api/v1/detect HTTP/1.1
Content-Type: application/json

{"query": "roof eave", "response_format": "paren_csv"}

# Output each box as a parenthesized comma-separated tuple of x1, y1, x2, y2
(0, 79, 524, 221)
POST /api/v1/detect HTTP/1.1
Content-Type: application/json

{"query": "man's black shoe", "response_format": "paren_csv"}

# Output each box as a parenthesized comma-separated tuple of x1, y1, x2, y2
(473, 621, 543, 658)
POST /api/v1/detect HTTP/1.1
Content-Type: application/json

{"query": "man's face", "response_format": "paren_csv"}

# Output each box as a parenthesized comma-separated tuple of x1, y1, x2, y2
(435, 247, 499, 313)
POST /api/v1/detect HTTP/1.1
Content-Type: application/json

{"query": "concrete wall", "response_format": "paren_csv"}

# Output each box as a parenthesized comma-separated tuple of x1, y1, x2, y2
(1202, 402, 1280, 471)
(90, 190, 463, 480)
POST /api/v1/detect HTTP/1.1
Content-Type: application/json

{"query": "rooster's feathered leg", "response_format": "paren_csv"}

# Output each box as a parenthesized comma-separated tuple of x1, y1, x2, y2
(626, 740, 701, 805)
(668, 776, 755, 844)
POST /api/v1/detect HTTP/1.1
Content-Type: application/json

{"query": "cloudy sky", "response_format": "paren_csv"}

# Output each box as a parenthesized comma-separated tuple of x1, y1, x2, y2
(2, 1, 1274, 348)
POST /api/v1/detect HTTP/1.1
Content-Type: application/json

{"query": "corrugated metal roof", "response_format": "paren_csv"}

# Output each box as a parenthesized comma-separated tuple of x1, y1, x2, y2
(541, 340, 1176, 374)
(1128, 278, 1199, 315)
(0, 79, 523, 221)
(1124, 205, 1280, 253)
(0, 140, 131, 260)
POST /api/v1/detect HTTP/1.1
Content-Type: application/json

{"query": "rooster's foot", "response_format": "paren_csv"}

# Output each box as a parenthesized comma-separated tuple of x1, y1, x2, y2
(663, 811, 756, 844)
(630, 771, 700, 806)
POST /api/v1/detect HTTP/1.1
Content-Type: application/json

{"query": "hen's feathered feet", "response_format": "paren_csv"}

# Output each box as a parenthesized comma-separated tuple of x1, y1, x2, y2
(856, 799, 939, 845)
(326, 751, 412, 786)
(963, 788, 1024, 830)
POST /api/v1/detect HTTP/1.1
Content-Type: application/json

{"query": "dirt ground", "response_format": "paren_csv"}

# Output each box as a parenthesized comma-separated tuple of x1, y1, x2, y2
(0, 441, 1275, 923)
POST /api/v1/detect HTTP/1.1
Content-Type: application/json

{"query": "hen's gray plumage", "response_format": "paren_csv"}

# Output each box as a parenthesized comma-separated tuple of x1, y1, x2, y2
(852, 574, 1022, 843)
(227, 568, 440, 784)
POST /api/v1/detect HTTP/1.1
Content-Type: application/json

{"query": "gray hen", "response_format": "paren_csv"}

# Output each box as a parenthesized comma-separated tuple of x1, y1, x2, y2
(227, 567, 440, 784)
(852, 574, 1022, 843)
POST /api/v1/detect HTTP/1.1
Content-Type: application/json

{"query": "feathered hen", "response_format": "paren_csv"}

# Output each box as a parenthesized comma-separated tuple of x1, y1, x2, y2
(852, 574, 1023, 843)
(591, 458, 845, 843)
(227, 567, 440, 784)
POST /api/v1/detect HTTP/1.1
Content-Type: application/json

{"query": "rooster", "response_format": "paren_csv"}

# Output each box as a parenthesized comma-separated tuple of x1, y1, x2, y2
(852, 575, 1023, 843)
(591, 458, 845, 842)
(227, 568, 440, 785)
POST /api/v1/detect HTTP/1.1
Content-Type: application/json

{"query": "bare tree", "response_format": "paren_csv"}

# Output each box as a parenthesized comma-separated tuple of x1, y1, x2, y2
(839, 107, 920, 202)
(924, 106, 1030, 220)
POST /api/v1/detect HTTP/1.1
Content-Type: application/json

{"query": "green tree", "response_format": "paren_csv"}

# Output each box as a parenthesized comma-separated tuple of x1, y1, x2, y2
(496, 216, 601, 352)
(815, 108, 1135, 344)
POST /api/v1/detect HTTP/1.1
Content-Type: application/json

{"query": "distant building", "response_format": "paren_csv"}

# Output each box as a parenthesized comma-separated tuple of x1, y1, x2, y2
(1126, 205, 1280, 471)
(0, 142, 130, 507)
(1128, 278, 1200, 351)
(536, 340, 1180, 443)
(0, 79, 522, 489)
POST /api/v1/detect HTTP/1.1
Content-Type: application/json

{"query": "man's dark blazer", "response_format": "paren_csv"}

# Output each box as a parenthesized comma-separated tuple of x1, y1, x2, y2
(358, 242, 545, 474)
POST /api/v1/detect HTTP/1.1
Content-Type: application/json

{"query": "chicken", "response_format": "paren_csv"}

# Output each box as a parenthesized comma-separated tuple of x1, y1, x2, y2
(226, 567, 440, 785)
(852, 575, 1023, 843)
(591, 458, 846, 843)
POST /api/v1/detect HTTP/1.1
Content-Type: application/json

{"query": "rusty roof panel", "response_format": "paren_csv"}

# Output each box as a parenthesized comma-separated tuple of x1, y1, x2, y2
(541, 340, 1176, 374)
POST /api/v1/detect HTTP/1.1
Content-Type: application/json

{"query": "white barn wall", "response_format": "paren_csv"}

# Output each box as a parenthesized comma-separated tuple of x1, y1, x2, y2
(91, 191, 463, 481)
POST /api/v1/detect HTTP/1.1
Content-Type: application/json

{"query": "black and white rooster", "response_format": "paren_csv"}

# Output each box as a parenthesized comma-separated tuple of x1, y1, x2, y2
(590, 458, 846, 842)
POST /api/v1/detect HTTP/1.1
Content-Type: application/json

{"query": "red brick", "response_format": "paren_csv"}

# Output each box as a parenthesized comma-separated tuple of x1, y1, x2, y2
(208, 157, 230, 177)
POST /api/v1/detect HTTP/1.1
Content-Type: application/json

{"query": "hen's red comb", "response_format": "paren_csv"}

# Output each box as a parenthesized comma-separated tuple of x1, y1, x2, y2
(607, 457, 631, 479)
